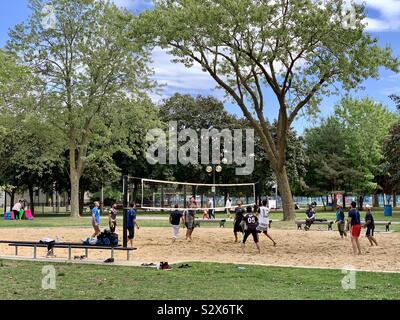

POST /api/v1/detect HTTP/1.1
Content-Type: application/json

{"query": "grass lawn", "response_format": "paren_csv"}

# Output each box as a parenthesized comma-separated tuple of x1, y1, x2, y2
(0, 260, 399, 300)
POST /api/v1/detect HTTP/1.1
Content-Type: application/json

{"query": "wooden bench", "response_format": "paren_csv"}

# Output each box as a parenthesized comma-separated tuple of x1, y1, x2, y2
(295, 220, 334, 231)
(0, 240, 136, 261)
(361, 221, 391, 232)
(194, 219, 226, 228)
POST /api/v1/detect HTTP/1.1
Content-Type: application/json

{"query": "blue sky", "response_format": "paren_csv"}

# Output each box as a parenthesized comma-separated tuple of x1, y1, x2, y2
(1, 0, 399, 134)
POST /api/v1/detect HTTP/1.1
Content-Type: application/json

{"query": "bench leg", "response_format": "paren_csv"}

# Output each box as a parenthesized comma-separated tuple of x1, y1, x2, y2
(68, 246, 72, 260)
(15, 246, 18, 256)
(111, 248, 114, 259)
(85, 248, 88, 258)
(297, 225, 302, 230)
(33, 245, 37, 259)
(127, 250, 130, 261)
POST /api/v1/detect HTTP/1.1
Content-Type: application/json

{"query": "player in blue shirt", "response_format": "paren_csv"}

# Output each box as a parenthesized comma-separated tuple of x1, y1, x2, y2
(127, 202, 140, 247)
(91, 201, 101, 238)
(347, 201, 362, 255)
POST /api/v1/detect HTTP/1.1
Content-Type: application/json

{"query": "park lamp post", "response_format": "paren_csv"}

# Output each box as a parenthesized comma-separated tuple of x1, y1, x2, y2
(206, 156, 228, 211)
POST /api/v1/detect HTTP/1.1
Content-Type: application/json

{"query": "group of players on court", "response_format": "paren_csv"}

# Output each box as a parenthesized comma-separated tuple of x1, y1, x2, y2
(94, 195, 379, 255)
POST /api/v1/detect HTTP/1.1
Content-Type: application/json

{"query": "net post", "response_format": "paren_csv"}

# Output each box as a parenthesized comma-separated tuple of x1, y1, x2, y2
(123, 175, 128, 248)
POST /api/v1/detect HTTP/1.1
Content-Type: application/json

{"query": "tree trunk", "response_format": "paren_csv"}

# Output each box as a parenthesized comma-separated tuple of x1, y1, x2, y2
(70, 168, 80, 218)
(358, 195, 364, 210)
(373, 194, 379, 207)
(393, 193, 397, 208)
(332, 193, 337, 211)
(276, 168, 295, 221)
(9, 190, 15, 210)
(28, 185, 35, 216)
(321, 196, 326, 211)
(79, 185, 85, 216)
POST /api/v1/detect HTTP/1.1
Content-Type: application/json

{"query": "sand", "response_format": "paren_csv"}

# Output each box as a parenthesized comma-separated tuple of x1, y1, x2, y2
(1, 226, 399, 272)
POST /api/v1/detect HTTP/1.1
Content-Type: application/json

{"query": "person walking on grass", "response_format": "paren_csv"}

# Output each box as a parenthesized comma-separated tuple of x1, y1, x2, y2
(348, 201, 362, 255)
(185, 196, 198, 241)
(256, 199, 276, 246)
(241, 206, 260, 254)
(335, 204, 347, 238)
(127, 202, 140, 247)
(364, 204, 378, 246)
(12, 199, 22, 221)
(109, 203, 117, 233)
(170, 204, 184, 242)
(91, 201, 101, 238)
(233, 201, 245, 242)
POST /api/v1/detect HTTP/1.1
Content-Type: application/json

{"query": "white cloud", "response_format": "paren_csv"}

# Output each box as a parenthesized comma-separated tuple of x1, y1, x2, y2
(354, 0, 400, 31)
(150, 48, 225, 102)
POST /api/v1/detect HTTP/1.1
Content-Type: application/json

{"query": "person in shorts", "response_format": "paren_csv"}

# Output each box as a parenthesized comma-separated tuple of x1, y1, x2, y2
(185, 196, 198, 241)
(233, 201, 245, 242)
(241, 206, 260, 254)
(108, 203, 117, 233)
(364, 204, 378, 246)
(335, 204, 347, 238)
(256, 199, 276, 246)
(347, 201, 362, 255)
(127, 202, 140, 247)
(91, 201, 101, 238)
(170, 204, 184, 242)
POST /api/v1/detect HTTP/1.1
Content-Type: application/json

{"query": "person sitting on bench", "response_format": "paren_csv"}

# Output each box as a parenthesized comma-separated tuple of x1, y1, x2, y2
(304, 204, 315, 231)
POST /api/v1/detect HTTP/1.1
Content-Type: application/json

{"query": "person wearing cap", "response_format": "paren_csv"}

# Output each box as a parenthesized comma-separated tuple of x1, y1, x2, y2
(364, 205, 378, 246)
(335, 204, 347, 238)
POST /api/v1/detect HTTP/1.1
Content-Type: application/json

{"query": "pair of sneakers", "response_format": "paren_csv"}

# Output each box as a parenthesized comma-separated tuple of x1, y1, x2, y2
(159, 262, 172, 270)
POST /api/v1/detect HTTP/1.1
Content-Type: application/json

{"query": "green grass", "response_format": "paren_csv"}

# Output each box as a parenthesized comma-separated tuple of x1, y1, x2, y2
(0, 260, 399, 300)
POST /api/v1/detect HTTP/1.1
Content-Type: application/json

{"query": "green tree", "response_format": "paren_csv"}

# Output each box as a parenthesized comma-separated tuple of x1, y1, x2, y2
(334, 97, 397, 206)
(8, 0, 154, 217)
(136, 0, 399, 220)
(383, 95, 400, 204)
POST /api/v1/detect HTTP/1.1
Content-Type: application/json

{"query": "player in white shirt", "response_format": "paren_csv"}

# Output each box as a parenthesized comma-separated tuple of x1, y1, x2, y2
(256, 199, 277, 246)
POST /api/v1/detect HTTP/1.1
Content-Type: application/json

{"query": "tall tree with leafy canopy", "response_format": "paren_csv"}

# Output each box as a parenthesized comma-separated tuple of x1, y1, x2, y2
(383, 95, 400, 202)
(334, 97, 397, 207)
(7, 0, 155, 217)
(136, 0, 399, 220)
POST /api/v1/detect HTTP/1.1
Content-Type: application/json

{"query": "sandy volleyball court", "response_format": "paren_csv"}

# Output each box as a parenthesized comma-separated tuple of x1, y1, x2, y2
(1, 227, 399, 272)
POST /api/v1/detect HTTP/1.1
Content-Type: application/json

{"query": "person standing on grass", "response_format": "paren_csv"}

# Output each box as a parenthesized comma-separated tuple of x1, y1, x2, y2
(91, 201, 101, 238)
(233, 201, 245, 242)
(347, 201, 362, 255)
(109, 203, 117, 233)
(207, 197, 215, 220)
(225, 196, 232, 219)
(184, 196, 197, 241)
(241, 206, 260, 254)
(335, 204, 347, 238)
(127, 202, 140, 247)
(12, 200, 22, 220)
(364, 204, 378, 246)
(170, 204, 184, 243)
(256, 199, 276, 246)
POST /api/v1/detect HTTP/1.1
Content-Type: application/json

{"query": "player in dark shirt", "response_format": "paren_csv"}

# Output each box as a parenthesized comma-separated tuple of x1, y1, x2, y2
(347, 201, 362, 255)
(304, 205, 315, 231)
(364, 205, 378, 246)
(233, 201, 246, 242)
(241, 206, 260, 254)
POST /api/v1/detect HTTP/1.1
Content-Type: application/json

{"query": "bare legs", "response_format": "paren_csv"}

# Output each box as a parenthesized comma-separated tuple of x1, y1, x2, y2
(262, 231, 277, 246)
(367, 236, 378, 246)
(351, 237, 362, 255)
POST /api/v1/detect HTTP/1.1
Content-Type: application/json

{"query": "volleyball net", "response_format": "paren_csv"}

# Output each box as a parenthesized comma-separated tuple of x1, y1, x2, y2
(129, 178, 256, 211)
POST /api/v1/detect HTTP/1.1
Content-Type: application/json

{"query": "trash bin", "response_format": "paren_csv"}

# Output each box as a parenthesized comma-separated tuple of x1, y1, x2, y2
(384, 204, 392, 217)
